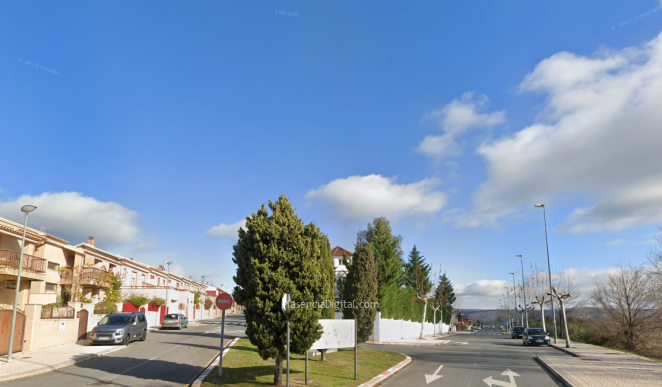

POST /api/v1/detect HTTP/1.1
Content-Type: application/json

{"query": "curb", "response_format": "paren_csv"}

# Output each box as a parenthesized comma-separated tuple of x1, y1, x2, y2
(534, 355, 573, 387)
(0, 345, 127, 384)
(190, 337, 240, 387)
(358, 354, 412, 387)
(549, 344, 581, 357)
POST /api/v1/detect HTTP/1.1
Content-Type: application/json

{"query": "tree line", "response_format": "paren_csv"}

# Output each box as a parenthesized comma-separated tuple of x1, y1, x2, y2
(231, 195, 456, 385)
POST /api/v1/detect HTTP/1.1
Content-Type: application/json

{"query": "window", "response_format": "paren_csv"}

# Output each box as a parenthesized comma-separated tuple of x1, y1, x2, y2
(45, 283, 57, 293)
(47, 261, 59, 271)
(150, 275, 155, 279)
(138, 314, 145, 322)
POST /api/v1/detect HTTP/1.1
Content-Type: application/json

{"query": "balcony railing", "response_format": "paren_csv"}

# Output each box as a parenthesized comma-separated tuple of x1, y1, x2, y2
(0, 249, 46, 274)
(41, 304, 75, 319)
(60, 266, 110, 287)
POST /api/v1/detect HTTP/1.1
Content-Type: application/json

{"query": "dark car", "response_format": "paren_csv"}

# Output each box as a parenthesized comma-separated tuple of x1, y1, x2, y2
(511, 326, 526, 339)
(88, 312, 148, 345)
(522, 328, 550, 346)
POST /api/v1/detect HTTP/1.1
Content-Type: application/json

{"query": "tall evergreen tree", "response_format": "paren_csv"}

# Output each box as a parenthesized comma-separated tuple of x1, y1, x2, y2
(321, 238, 336, 319)
(435, 273, 456, 325)
(405, 245, 433, 338)
(343, 232, 378, 343)
(365, 217, 404, 318)
(232, 195, 329, 386)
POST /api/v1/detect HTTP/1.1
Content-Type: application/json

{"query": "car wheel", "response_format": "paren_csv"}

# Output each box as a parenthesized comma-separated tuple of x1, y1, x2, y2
(178, 324, 182, 330)
(140, 329, 147, 341)
(122, 334, 130, 345)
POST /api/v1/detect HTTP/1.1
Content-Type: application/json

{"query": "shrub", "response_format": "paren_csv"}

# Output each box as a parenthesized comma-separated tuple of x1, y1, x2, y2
(204, 298, 213, 310)
(149, 296, 166, 307)
(124, 293, 149, 308)
(94, 300, 118, 315)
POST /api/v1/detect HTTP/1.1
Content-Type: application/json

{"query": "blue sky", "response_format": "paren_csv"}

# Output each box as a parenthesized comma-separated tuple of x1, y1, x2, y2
(2, 0, 662, 308)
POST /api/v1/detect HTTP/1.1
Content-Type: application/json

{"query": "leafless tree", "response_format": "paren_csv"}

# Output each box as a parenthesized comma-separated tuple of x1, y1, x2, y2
(549, 287, 572, 348)
(530, 264, 551, 332)
(591, 264, 662, 352)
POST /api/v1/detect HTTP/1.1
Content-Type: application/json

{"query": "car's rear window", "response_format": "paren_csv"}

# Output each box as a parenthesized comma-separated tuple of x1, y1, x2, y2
(527, 329, 546, 335)
(513, 327, 525, 331)
(164, 314, 179, 320)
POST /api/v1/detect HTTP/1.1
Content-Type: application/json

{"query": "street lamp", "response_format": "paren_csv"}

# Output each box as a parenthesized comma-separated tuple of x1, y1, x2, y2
(165, 261, 173, 314)
(535, 204, 558, 344)
(509, 272, 517, 330)
(7, 205, 37, 363)
(516, 255, 529, 329)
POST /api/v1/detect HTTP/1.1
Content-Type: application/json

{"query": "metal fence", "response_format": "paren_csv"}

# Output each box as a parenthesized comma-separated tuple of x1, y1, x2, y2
(41, 304, 75, 319)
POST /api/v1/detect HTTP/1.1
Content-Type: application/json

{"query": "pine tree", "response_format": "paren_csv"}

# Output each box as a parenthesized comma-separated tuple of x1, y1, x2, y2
(435, 273, 456, 325)
(365, 217, 405, 318)
(405, 245, 433, 338)
(343, 232, 378, 343)
(232, 195, 329, 386)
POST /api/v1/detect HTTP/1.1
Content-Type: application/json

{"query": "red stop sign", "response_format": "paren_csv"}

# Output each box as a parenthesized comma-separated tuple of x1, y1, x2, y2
(216, 293, 233, 310)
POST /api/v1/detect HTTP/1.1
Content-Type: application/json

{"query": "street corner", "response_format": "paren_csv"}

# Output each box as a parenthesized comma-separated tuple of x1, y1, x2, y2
(358, 354, 412, 387)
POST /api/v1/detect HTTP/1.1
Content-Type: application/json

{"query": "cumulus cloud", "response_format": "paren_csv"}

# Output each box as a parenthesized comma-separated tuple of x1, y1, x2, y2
(0, 192, 140, 247)
(417, 92, 506, 159)
(205, 219, 246, 241)
(305, 174, 447, 223)
(457, 32, 662, 232)
(454, 279, 510, 309)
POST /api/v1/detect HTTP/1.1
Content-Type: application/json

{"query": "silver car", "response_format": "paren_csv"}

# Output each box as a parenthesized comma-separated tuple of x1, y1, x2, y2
(88, 312, 148, 345)
(160, 313, 188, 330)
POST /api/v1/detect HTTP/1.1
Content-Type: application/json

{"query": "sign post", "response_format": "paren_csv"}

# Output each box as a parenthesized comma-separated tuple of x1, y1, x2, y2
(216, 293, 233, 377)
(281, 293, 291, 387)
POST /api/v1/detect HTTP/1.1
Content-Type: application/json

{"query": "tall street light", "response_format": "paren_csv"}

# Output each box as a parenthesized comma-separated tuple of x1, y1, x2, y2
(535, 204, 558, 344)
(7, 205, 37, 363)
(165, 261, 173, 314)
(503, 287, 510, 331)
(509, 272, 517, 330)
(516, 255, 529, 329)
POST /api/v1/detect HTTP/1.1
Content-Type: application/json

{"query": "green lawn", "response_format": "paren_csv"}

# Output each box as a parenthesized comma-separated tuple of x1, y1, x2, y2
(202, 339, 406, 387)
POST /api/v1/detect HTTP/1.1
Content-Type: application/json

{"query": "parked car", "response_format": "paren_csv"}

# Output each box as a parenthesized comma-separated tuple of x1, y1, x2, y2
(88, 312, 148, 345)
(511, 326, 526, 339)
(161, 313, 188, 330)
(522, 328, 550, 346)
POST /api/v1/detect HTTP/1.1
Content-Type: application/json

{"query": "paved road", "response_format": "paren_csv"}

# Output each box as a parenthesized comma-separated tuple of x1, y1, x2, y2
(365, 328, 567, 387)
(2, 315, 246, 387)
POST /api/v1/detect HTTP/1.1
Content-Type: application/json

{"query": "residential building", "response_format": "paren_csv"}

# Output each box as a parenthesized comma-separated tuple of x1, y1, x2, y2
(331, 246, 353, 297)
(0, 215, 229, 356)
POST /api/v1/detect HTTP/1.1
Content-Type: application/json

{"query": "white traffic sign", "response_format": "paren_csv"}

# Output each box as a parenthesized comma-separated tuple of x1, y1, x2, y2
(281, 293, 290, 315)
(482, 369, 520, 387)
(424, 364, 443, 384)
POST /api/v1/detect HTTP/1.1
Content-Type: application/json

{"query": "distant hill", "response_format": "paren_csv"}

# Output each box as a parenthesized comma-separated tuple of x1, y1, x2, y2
(454, 307, 603, 325)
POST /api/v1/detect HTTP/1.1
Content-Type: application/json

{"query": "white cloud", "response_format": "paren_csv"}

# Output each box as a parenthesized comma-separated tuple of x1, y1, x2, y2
(305, 174, 447, 223)
(454, 279, 510, 309)
(457, 32, 662, 232)
(605, 239, 625, 246)
(0, 192, 140, 247)
(205, 219, 246, 241)
(134, 236, 158, 251)
(417, 92, 506, 159)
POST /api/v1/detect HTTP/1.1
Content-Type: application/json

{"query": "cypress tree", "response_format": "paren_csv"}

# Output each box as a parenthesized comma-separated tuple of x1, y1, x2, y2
(342, 232, 378, 343)
(321, 238, 336, 319)
(232, 195, 328, 386)
(405, 245, 433, 338)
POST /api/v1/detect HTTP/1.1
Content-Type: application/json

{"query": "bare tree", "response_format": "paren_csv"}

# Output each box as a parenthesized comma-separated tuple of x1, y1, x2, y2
(549, 287, 572, 348)
(591, 264, 662, 352)
(530, 264, 551, 332)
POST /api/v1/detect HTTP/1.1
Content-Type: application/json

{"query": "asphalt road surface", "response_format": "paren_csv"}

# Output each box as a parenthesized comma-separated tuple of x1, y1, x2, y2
(3, 315, 247, 387)
(364, 327, 567, 387)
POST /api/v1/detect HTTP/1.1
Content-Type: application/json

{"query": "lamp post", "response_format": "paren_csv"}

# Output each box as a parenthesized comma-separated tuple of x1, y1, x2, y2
(516, 255, 529, 329)
(535, 204, 557, 344)
(7, 205, 37, 363)
(509, 272, 517, 330)
(504, 287, 510, 331)
(165, 261, 173, 314)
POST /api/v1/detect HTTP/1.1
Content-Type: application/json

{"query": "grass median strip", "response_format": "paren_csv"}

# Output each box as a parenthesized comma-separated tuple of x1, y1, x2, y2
(202, 339, 405, 387)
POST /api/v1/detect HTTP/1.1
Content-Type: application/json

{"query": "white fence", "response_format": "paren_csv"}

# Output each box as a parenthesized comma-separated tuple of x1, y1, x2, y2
(369, 312, 450, 343)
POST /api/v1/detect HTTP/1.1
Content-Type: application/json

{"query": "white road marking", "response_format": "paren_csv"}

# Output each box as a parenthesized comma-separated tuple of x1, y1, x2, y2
(482, 369, 520, 387)
(424, 364, 444, 384)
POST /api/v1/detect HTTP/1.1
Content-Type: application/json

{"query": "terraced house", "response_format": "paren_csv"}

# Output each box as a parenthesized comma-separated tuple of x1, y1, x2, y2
(0, 216, 231, 356)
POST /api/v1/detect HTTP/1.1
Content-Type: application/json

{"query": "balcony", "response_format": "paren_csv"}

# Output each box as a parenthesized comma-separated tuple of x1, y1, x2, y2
(60, 267, 110, 288)
(0, 249, 46, 280)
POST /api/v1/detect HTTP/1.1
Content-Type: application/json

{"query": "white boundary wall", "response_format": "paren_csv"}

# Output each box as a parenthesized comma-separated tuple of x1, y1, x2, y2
(369, 312, 451, 342)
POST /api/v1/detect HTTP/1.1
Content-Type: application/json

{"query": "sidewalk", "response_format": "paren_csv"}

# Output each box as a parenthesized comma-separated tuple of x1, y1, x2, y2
(536, 341, 662, 387)
(367, 334, 453, 346)
(0, 340, 127, 383)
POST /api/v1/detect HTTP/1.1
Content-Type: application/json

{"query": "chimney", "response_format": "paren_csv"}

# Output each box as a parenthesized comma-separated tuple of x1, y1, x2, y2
(88, 236, 95, 246)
